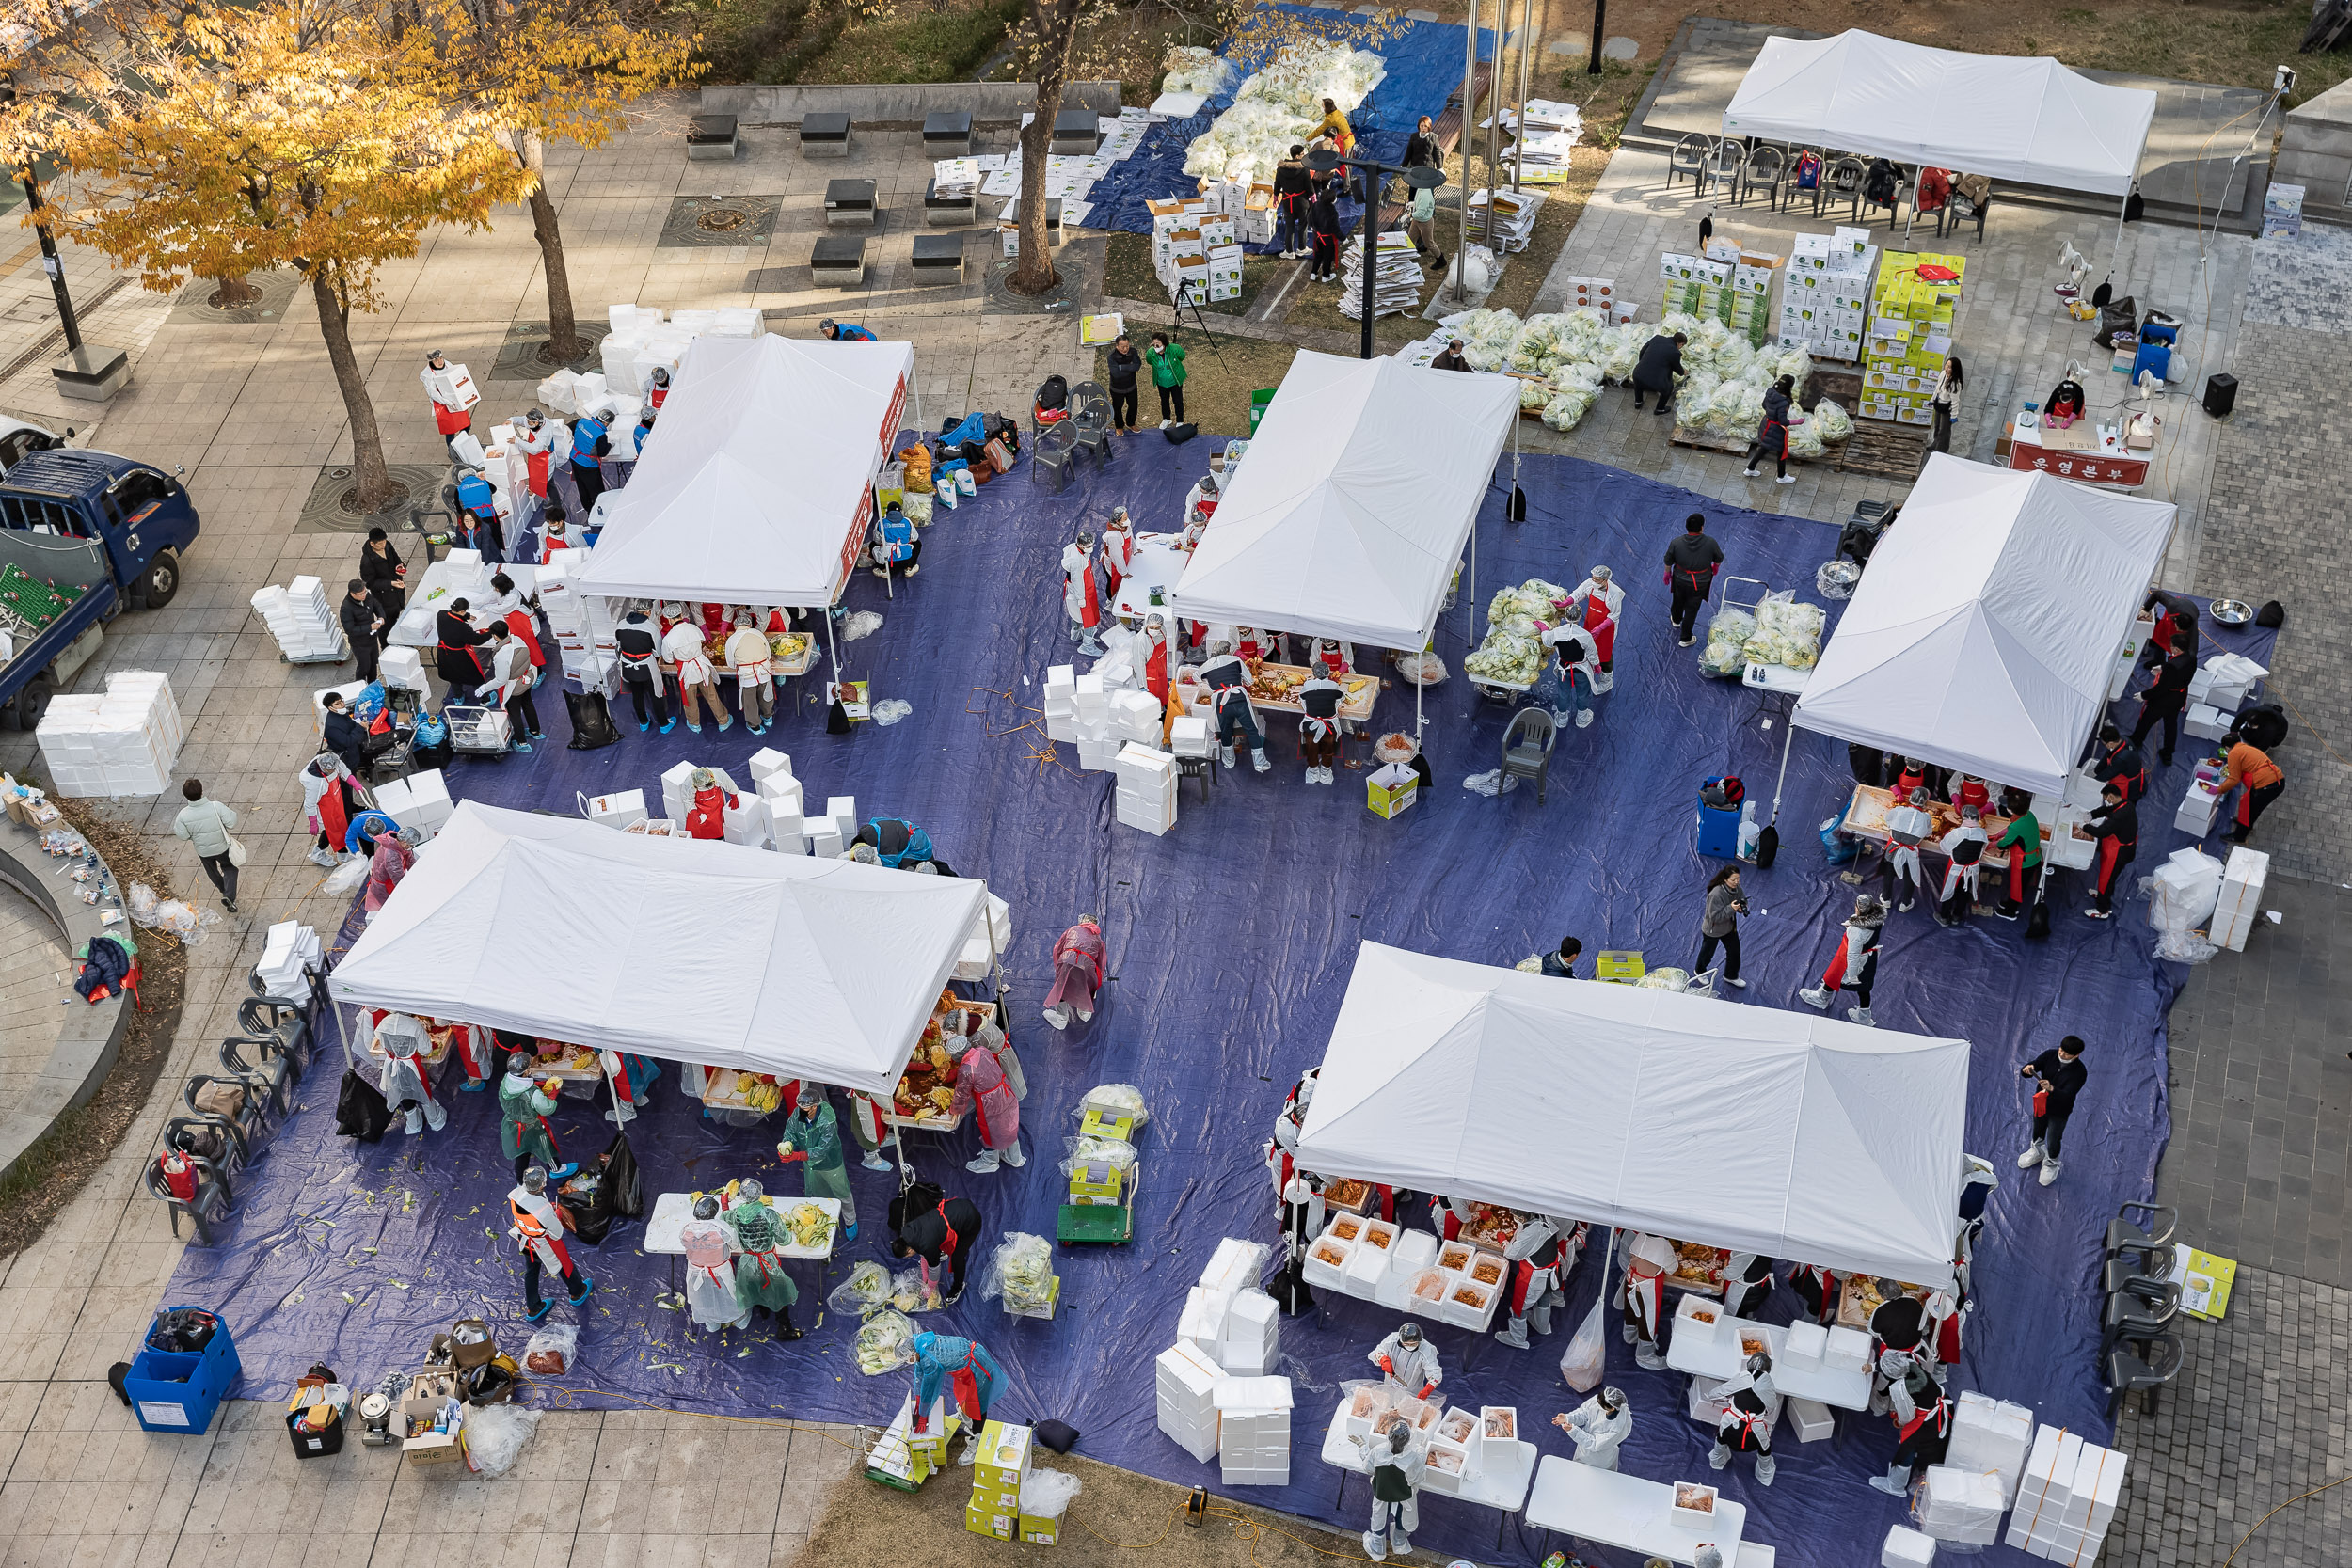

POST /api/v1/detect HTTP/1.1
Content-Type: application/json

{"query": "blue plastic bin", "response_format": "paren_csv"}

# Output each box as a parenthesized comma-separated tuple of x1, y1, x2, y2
(1696, 795, 1742, 860)
(124, 1307, 240, 1433)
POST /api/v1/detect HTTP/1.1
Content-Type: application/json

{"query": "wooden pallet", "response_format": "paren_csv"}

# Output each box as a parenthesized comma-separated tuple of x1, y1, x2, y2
(1836, 420, 1930, 478)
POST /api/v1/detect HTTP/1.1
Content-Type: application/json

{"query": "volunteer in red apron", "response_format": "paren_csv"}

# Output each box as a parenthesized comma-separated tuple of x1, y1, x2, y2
(1800, 892, 1887, 1026)
(1662, 512, 1722, 647)
(848, 1089, 898, 1172)
(911, 1330, 1002, 1433)
(299, 751, 360, 870)
(1496, 1214, 1586, 1351)
(1565, 565, 1623, 689)
(683, 768, 738, 840)
(1426, 1194, 1473, 1242)
(724, 610, 776, 734)
(421, 352, 472, 454)
(644, 365, 671, 410)
(2096, 732, 2149, 803)
(680, 1195, 748, 1331)
(373, 1012, 446, 1136)
(1708, 1352, 1779, 1486)
(1311, 637, 1354, 676)
(447, 1021, 488, 1093)
(1061, 530, 1102, 650)
(1198, 640, 1272, 773)
(614, 604, 674, 734)
(1617, 1230, 1675, 1370)
(1867, 1286, 1931, 1414)
(433, 598, 492, 705)
(511, 411, 554, 500)
(1789, 1263, 1841, 1325)
(2217, 736, 2286, 844)
(1722, 1252, 1775, 1319)
(508, 1164, 593, 1322)
(1878, 789, 1932, 914)
(1297, 667, 1344, 785)
(1041, 914, 1106, 1030)
(1994, 801, 2044, 920)
(893, 1191, 986, 1304)
(1947, 773, 1991, 814)
(947, 1024, 1025, 1175)
(1870, 1360, 1956, 1496)
(1101, 508, 1134, 596)
(1266, 1066, 1319, 1207)
(1934, 805, 1989, 926)
(1926, 1287, 1966, 1365)
(720, 1179, 803, 1338)
(1140, 614, 1171, 705)
(499, 1051, 574, 1181)
(2086, 781, 2137, 920)
(1891, 755, 1930, 800)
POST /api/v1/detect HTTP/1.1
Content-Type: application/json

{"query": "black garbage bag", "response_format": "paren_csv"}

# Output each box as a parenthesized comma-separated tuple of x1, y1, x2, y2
(335, 1068, 394, 1143)
(600, 1131, 644, 1218)
(560, 1167, 615, 1244)
(564, 689, 620, 751)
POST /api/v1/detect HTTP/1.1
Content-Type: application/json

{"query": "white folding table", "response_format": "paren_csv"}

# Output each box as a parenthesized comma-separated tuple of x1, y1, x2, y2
(644, 1191, 840, 1321)
(1315, 1397, 1535, 1552)
(1523, 1454, 1776, 1568)
(1664, 1317, 1875, 1412)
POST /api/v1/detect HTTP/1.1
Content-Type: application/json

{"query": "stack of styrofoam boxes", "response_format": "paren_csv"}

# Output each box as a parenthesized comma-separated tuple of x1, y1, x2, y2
(750, 748, 804, 852)
(36, 671, 184, 798)
(1110, 688, 1163, 747)
(2176, 758, 2226, 835)
(1042, 663, 1078, 743)
(537, 548, 620, 696)
(1780, 232, 1875, 362)
(1944, 1391, 2035, 1502)
(380, 645, 427, 693)
(1916, 1464, 2005, 1546)
(1882, 1525, 1937, 1568)
(660, 760, 699, 828)
(582, 789, 649, 831)
(599, 305, 698, 406)
(1155, 1341, 1226, 1463)
(372, 768, 453, 845)
(1198, 1239, 1277, 1374)
(1213, 1376, 1293, 1487)
(2185, 651, 2266, 742)
(1777, 1322, 1838, 1442)
(255, 922, 322, 995)
(817, 794, 856, 860)
(249, 578, 346, 661)
(2211, 845, 2268, 952)
(1168, 713, 1211, 763)
(1115, 743, 1177, 835)
(2006, 1428, 2127, 1562)
(1176, 1278, 1231, 1362)
(965, 1420, 1030, 1542)
(1072, 673, 1118, 771)
(956, 892, 1014, 981)
(1565, 276, 1616, 314)
(1422, 1405, 1486, 1497)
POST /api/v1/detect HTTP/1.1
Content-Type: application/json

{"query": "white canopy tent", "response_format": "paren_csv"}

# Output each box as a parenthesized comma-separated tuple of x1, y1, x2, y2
(1293, 943, 1970, 1288)
(1169, 351, 1518, 652)
(328, 802, 985, 1096)
(1723, 30, 2157, 262)
(577, 334, 916, 674)
(1781, 453, 2176, 802)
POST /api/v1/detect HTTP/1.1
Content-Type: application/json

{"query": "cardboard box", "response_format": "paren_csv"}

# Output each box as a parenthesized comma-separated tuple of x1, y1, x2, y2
(964, 1501, 1016, 1541)
(1367, 761, 1417, 819)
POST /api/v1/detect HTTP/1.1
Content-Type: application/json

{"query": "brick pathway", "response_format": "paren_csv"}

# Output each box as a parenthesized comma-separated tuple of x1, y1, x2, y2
(0, 882, 68, 1114)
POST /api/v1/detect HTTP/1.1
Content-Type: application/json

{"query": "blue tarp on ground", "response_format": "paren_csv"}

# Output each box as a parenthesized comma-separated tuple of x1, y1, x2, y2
(1082, 5, 1493, 245)
(169, 429, 2272, 1567)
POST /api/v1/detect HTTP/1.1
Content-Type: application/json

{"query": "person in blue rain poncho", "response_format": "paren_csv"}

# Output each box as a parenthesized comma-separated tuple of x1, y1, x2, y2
(910, 1330, 1002, 1453)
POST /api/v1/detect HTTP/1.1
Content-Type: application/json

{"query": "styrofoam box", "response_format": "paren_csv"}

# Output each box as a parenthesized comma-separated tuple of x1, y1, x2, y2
(1045, 715, 1079, 743)
(758, 773, 804, 812)
(660, 759, 698, 815)
(1883, 1524, 1936, 1567)
(2182, 703, 2230, 741)
(2175, 784, 2220, 834)
(2070, 1444, 2126, 1530)
(1782, 1318, 1829, 1367)
(1822, 1324, 1873, 1371)
(748, 746, 793, 783)
(1302, 1234, 1354, 1291)
(1787, 1396, 1835, 1443)
(825, 795, 858, 840)
(584, 789, 648, 830)
(1674, 1292, 1729, 1348)
(808, 825, 844, 858)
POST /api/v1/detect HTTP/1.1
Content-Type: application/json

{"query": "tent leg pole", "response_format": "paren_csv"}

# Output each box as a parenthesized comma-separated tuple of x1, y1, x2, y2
(2112, 189, 2128, 281)
(1768, 714, 1797, 827)
(1416, 668, 1423, 736)
(983, 878, 1008, 1003)
(1455, 0, 1480, 303)
(824, 601, 841, 692)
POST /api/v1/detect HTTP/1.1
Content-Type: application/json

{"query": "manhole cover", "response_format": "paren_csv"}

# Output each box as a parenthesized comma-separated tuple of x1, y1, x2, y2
(660, 196, 782, 249)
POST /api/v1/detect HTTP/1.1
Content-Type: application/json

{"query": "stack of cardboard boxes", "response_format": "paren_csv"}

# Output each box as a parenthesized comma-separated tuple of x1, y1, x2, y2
(966, 1420, 1066, 1545)
(1564, 276, 1616, 315)
(1780, 230, 1876, 361)
(1860, 250, 1966, 424)
(867, 1394, 956, 1490)
(2262, 182, 2304, 240)
(250, 578, 347, 662)
(2006, 1429, 2127, 1562)
(2210, 845, 2268, 951)
(1151, 197, 1244, 304)
(1659, 249, 1775, 344)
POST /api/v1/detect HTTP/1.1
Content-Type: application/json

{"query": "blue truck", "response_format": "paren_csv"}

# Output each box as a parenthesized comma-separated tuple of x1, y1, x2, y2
(0, 446, 200, 731)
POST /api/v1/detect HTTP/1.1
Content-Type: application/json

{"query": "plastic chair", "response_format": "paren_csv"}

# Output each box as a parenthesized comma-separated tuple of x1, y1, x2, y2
(238, 994, 312, 1072)
(1817, 156, 1865, 220)
(2101, 1277, 2182, 1350)
(219, 1036, 298, 1116)
(2103, 1332, 2184, 1418)
(166, 1115, 252, 1198)
(184, 1074, 273, 1149)
(1860, 162, 1905, 229)
(1500, 709, 1558, 804)
(1699, 138, 1747, 201)
(2106, 1201, 2177, 1274)
(1938, 188, 1990, 244)
(2101, 1255, 2170, 1297)
(145, 1153, 230, 1244)
(1031, 422, 1078, 494)
(1067, 379, 1113, 465)
(1666, 133, 1713, 195)
(1177, 752, 1216, 804)
(1738, 145, 1787, 211)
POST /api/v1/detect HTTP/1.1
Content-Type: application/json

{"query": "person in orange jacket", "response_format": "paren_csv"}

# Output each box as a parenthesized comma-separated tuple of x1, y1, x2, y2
(2215, 738, 2285, 844)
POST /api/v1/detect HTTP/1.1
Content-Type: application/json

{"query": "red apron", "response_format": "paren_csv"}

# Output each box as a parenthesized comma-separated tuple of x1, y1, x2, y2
(1144, 639, 1169, 703)
(525, 448, 550, 499)
(505, 610, 546, 670)
(434, 402, 470, 436)
(1581, 596, 1617, 663)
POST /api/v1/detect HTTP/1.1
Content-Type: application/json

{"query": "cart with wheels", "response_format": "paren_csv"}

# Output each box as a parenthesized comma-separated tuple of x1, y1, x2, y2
(1057, 1167, 1136, 1247)
(442, 704, 512, 755)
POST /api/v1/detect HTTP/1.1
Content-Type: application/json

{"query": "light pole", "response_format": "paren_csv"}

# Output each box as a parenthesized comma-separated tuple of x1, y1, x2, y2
(0, 75, 127, 401)
(1304, 150, 1446, 360)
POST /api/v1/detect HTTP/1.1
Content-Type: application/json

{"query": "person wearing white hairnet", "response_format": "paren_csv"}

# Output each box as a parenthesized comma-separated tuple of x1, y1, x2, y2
(1368, 1322, 1441, 1400)
(681, 1196, 749, 1332)
(1563, 565, 1624, 691)
(1197, 639, 1271, 773)
(947, 1017, 1025, 1175)
(776, 1082, 858, 1241)
(1615, 1230, 1676, 1370)
(373, 1012, 445, 1136)
(1354, 1421, 1423, 1561)
(1554, 1386, 1631, 1470)
(1709, 1349, 1780, 1486)
(1496, 1214, 1586, 1351)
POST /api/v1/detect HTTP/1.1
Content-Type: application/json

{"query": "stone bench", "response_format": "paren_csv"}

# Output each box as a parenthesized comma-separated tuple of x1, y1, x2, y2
(686, 113, 739, 162)
(811, 235, 866, 288)
(911, 233, 967, 285)
(924, 178, 977, 227)
(1051, 107, 1099, 156)
(800, 111, 851, 158)
(923, 110, 975, 157)
(825, 178, 878, 227)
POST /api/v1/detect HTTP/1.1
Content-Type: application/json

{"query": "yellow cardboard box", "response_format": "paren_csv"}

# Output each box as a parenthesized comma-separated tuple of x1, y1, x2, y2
(965, 1501, 1016, 1541)
(1079, 1106, 1136, 1142)
(1068, 1161, 1124, 1204)
(1368, 761, 1417, 819)
(1020, 1513, 1061, 1545)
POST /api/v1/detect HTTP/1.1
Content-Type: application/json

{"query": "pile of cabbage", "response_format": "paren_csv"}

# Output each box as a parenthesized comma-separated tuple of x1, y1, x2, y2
(1182, 41, 1387, 186)
(1700, 592, 1827, 677)
(1444, 307, 1854, 443)
(1161, 45, 1239, 100)
(1465, 578, 1571, 685)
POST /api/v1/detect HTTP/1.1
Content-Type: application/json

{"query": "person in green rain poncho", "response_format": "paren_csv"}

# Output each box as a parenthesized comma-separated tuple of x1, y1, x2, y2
(777, 1082, 858, 1241)
(723, 1179, 804, 1339)
(500, 1053, 575, 1181)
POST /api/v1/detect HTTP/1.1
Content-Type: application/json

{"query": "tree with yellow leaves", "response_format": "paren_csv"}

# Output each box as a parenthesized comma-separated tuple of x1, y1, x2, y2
(7, 1, 534, 510)
(389, 0, 699, 365)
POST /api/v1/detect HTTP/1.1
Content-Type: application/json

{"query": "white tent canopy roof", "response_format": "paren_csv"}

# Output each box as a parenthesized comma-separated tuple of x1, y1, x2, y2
(1792, 453, 2176, 797)
(1723, 30, 2157, 198)
(1169, 351, 1518, 647)
(328, 803, 983, 1095)
(576, 334, 913, 609)
(1294, 943, 1969, 1288)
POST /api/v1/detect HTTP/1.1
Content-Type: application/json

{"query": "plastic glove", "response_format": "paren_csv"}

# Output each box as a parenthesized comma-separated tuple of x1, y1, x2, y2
(1377, 1354, 1396, 1380)
(776, 1140, 806, 1164)
(1418, 1382, 1437, 1399)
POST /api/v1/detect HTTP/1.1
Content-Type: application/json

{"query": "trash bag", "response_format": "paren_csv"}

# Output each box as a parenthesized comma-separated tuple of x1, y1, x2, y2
(558, 1165, 614, 1244)
(564, 690, 620, 750)
(523, 1324, 579, 1375)
(335, 1068, 395, 1143)
(462, 1402, 539, 1476)
(1460, 768, 1518, 796)
(871, 699, 913, 726)
(599, 1131, 644, 1217)
(1020, 1467, 1083, 1520)
(1560, 1236, 1613, 1391)
(843, 610, 883, 642)
(322, 856, 369, 896)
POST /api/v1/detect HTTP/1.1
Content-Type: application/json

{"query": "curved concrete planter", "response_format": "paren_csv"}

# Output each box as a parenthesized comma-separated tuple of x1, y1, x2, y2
(0, 815, 134, 1185)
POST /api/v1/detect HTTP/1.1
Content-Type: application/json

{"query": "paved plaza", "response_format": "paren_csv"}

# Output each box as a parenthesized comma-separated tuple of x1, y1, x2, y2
(0, 92, 2344, 1567)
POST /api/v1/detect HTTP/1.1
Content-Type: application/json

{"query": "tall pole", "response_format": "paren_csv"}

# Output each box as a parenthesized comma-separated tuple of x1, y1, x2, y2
(1359, 174, 1378, 360)
(17, 167, 82, 354)
(1588, 0, 1606, 75)
(1484, 5, 1503, 247)
(1513, 0, 1535, 192)
(1455, 0, 1480, 303)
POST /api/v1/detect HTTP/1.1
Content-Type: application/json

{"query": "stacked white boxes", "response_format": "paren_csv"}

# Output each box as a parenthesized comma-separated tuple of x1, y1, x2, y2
(1213, 1375, 1293, 1486)
(1916, 1465, 2005, 1545)
(1073, 673, 1118, 771)
(373, 768, 454, 844)
(1110, 688, 1164, 746)
(2191, 651, 2266, 714)
(1155, 1342, 1226, 1463)
(2211, 845, 2268, 952)
(582, 788, 648, 831)
(36, 671, 184, 798)
(1220, 1291, 1280, 1376)
(1115, 742, 1177, 835)
(823, 794, 858, 847)
(1779, 231, 1877, 361)
(1944, 1391, 2035, 1503)
(1042, 663, 1078, 743)
(750, 749, 806, 851)
(956, 892, 1015, 982)
(255, 922, 322, 995)
(250, 578, 346, 661)
(660, 760, 699, 825)
(379, 646, 427, 692)
(1882, 1525, 1937, 1567)
(537, 547, 620, 689)
(1168, 714, 1212, 758)
(2006, 1428, 2127, 1561)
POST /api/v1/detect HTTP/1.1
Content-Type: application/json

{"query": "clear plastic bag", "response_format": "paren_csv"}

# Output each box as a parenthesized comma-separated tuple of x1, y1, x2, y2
(842, 610, 883, 642)
(1560, 1294, 1608, 1392)
(1076, 1083, 1150, 1128)
(322, 856, 369, 895)
(1019, 1466, 1083, 1519)
(1061, 1134, 1140, 1176)
(1460, 768, 1518, 796)
(829, 1259, 894, 1317)
(871, 699, 913, 726)
(522, 1323, 578, 1375)
(980, 1232, 1057, 1314)
(125, 882, 161, 925)
(462, 1402, 540, 1477)
(890, 1268, 943, 1314)
(854, 1308, 919, 1374)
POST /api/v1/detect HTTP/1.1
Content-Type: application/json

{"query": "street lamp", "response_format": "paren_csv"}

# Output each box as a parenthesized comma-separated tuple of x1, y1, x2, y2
(1304, 149, 1446, 361)
(0, 75, 128, 401)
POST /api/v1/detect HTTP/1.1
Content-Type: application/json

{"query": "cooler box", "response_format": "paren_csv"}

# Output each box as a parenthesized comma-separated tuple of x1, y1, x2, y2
(126, 1309, 242, 1433)
(1696, 797, 1741, 858)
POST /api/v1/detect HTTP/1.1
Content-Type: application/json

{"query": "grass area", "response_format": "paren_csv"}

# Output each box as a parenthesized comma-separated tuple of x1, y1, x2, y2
(794, 0, 1025, 86)
(1095, 333, 1300, 437)
(1101, 232, 1283, 316)
(2024, 0, 2350, 104)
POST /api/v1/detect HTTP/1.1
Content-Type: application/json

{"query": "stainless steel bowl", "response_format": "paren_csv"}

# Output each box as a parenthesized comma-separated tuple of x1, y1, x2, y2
(2209, 598, 2253, 626)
